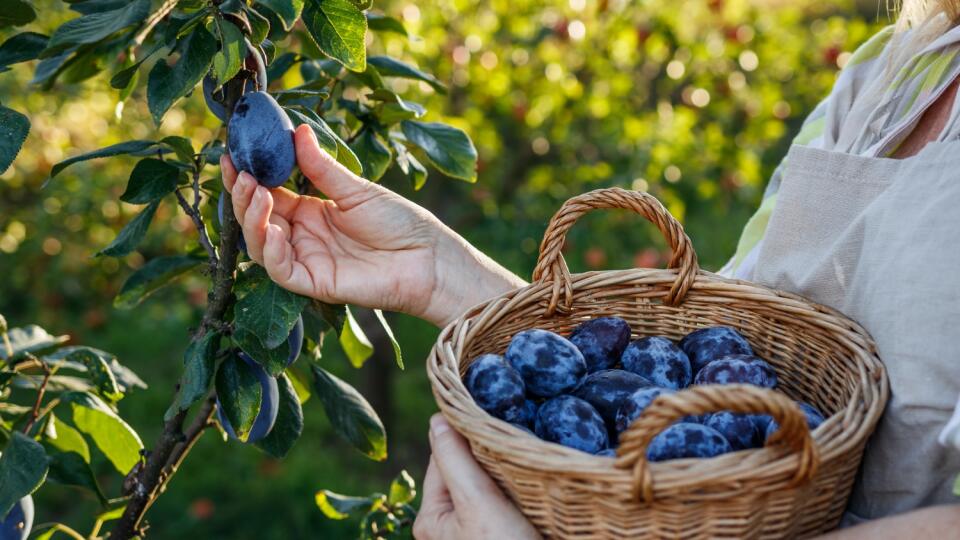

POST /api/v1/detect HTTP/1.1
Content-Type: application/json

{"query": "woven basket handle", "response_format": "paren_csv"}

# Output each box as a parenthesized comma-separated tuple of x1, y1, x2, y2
(615, 384, 819, 503)
(531, 188, 698, 315)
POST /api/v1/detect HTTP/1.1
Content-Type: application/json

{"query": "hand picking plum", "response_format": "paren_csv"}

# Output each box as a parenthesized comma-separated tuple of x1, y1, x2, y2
(621, 336, 692, 389)
(227, 91, 296, 188)
(534, 395, 609, 454)
(694, 355, 777, 388)
(646, 422, 732, 462)
(680, 326, 754, 375)
(464, 354, 527, 424)
(506, 329, 587, 398)
(568, 316, 631, 372)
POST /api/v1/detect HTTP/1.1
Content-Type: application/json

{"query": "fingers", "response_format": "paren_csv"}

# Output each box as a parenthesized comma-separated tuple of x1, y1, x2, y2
(241, 184, 273, 262)
(220, 155, 238, 191)
(262, 223, 314, 298)
(427, 414, 505, 511)
(295, 124, 377, 207)
(413, 458, 456, 540)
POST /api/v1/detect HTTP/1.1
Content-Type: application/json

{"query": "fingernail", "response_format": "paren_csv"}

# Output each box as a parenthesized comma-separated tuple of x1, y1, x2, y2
(237, 172, 252, 189)
(253, 186, 265, 203)
(430, 414, 450, 437)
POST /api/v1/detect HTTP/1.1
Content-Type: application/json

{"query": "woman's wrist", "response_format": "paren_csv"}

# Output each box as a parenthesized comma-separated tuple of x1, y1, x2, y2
(421, 230, 527, 328)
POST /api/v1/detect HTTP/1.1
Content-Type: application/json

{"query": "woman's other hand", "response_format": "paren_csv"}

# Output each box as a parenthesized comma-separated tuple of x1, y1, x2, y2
(413, 414, 541, 540)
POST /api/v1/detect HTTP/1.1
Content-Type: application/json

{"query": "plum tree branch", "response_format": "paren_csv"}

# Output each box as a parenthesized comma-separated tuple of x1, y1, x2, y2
(22, 353, 51, 435)
(110, 80, 245, 540)
(174, 189, 217, 264)
(132, 0, 179, 48)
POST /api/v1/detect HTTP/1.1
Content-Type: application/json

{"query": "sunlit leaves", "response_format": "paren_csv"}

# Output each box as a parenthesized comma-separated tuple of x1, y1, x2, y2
(234, 265, 308, 350)
(367, 56, 446, 94)
(0, 433, 47, 517)
(211, 19, 245, 84)
(0, 325, 69, 363)
(258, 0, 305, 31)
(401, 121, 477, 182)
(50, 140, 158, 178)
(339, 307, 372, 368)
(67, 349, 122, 402)
(303, 0, 367, 72)
(311, 366, 385, 461)
(147, 26, 218, 125)
(42, 0, 149, 57)
(119, 158, 181, 204)
(350, 129, 390, 181)
(316, 490, 380, 520)
(0, 105, 29, 174)
(60, 392, 143, 475)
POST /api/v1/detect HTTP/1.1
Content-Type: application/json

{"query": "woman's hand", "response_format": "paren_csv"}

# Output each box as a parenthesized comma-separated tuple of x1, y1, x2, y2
(414, 414, 541, 540)
(222, 125, 525, 327)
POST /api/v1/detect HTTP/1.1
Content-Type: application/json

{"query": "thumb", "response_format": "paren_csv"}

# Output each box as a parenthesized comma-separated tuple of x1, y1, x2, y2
(427, 414, 505, 510)
(412, 458, 458, 540)
(294, 124, 373, 204)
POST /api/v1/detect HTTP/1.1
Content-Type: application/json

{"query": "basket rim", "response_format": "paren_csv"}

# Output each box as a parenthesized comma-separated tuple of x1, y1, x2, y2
(427, 266, 889, 500)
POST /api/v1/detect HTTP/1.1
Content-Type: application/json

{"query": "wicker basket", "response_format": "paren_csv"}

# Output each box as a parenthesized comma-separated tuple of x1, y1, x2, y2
(427, 188, 888, 539)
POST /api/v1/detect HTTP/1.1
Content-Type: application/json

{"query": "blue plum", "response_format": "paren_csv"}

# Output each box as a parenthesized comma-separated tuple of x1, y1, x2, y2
(763, 401, 826, 442)
(217, 191, 248, 253)
(646, 422, 733, 462)
(702, 411, 761, 450)
(227, 91, 296, 188)
(694, 355, 777, 388)
(216, 352, 280, 443)
(621, 336, 692, 390)
(464, 354, 527, 423)
(0, 496, 32, 540)
(614, 387, 672, 434)
(534, 395, 609, 453)
(515, 399, 539, 428)
(286, 315, 304, 367)
(572, 369, 653, 435)
(505, 329, 587, 398)
(568, 317, 632, 372)
(679, 326, 754, 375)
(203, 75, 257, 122)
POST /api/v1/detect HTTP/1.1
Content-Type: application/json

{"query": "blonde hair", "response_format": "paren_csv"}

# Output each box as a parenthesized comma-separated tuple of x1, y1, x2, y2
(896, 0, 960, 26)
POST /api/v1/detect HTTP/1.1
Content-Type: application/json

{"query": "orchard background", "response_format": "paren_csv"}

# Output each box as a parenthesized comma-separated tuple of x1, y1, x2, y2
(1, 0, 884, 538)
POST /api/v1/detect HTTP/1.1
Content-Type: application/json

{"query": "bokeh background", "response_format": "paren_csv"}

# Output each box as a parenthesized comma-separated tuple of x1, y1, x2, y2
(1, 0, 885, 537)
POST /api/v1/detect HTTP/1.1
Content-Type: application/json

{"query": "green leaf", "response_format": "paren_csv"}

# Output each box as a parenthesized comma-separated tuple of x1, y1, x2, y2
(401, 120, 478, 182)
(160, 136, 195, 163)
(120, 158, 180, 204)
(340, 307, 372, 368)
(43, 0, 149, 58)
(267, 51, 299, 81)
(233, 328, 291, 377)
(315, 490, 377, 520)
(165, 332, 218, 421)
(388, 470, 416, 505)
(234, 265, 308, 349)
(0, 432, 47, 517)
(348, 0, 372, 10)
(366, 13, 406, 37)
(258, 0, 304, 31)
(44, 346, 146, 392)
(245, 6, 271, 44)
(96, 200, 160, 257)
(350, 129, 391, 181)
(303, 0, 367, 72)
(67, 349, 122, 402)
(0, 105, 29, 175)
(335, 134, 363, 176)
(115, 255, 202, 310)
(0, 325, 69, 363)
(368, 56, 446, 94)
(311, 366, 385, 460)
(50, 140, 158, 178)
(0, 0, 37, 30)
(285, 107, 339, 155)
(0, 32, 48, 71)
(375, 94, 425, 125)
(286, 366, 312, 404)
(254, 373, 303, 458)
(42, 415, 106, 503)
(212, 19, 245, 84)
(392, 140, 427, 190)
(60, 392, 143, 474)
(147, 26, 218, 125)
(215, 354, 262, 441)
(373, 310, 403, 370)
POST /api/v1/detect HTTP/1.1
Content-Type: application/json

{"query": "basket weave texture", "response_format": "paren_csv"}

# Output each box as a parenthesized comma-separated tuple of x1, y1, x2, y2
(427, 188, 889, 539)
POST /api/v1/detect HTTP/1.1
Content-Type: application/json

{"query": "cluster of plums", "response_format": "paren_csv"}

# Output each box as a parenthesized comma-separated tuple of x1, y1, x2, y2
(0, 496, 32, 540)
(465, 319, 825, 461)
(215, 316, 302, 443)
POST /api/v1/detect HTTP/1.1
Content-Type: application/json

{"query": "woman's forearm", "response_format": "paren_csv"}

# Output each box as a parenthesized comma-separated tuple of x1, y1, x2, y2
(423, 230, 527, 328)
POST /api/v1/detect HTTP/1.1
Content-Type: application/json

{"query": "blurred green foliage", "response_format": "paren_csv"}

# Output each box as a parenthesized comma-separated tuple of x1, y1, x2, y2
(0, 0, 883, 538)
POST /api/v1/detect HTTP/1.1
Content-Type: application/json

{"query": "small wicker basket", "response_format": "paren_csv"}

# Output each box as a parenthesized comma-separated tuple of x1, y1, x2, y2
(427, 188, 888, 539)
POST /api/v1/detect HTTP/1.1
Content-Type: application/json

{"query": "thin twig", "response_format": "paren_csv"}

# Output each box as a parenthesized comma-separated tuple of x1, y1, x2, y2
(174, 189, 217, 264)
(22, 354, 51, 434)
(132, 0, 180, 48)
(33, 523, 86, 540)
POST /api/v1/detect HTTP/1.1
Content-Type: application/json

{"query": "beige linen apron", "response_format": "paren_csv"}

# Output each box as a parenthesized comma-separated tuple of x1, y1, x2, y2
(751, 141, 960, 523)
